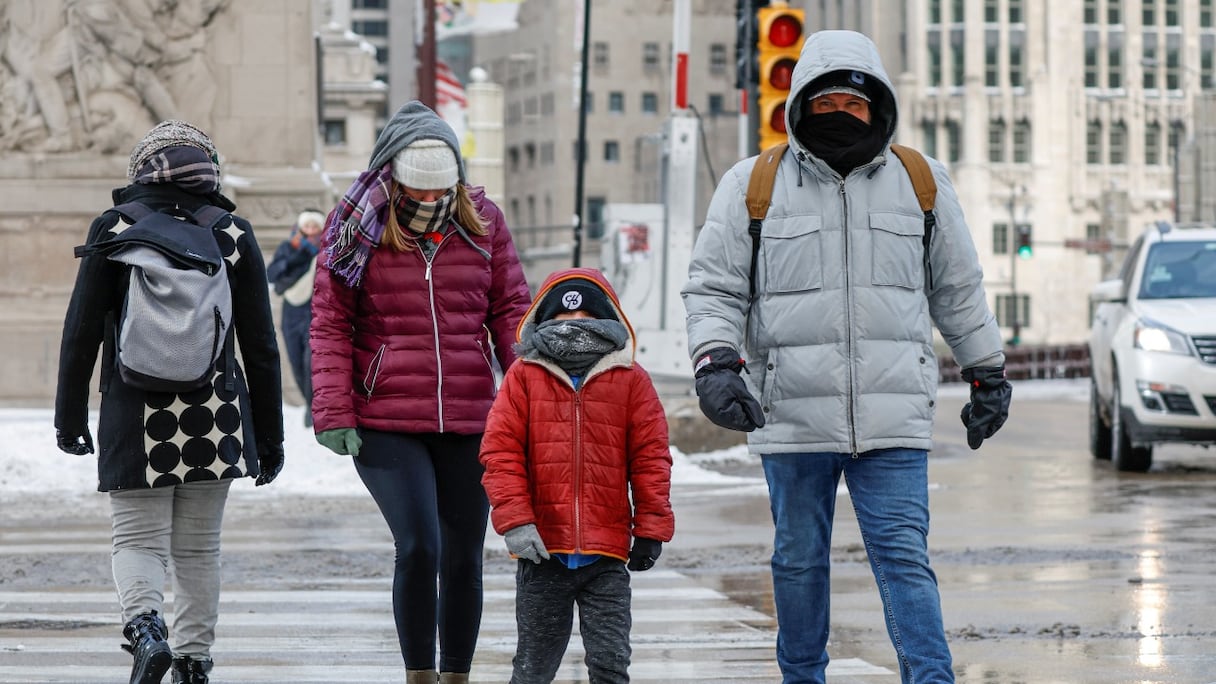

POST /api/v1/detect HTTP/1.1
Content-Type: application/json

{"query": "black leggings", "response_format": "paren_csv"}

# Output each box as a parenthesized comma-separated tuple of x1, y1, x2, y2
(353, 430, 489, 673)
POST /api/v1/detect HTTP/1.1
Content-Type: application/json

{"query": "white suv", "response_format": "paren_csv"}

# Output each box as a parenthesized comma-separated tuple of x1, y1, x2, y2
(1088, 222, 1216, 471)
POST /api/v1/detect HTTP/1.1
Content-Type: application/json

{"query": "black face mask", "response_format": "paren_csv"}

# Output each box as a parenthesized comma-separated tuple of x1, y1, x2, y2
(794, 111, 886, 177)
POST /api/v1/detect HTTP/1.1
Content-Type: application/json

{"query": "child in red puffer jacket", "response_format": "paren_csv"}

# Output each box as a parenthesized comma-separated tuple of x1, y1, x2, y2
(480, 267, 674, 683)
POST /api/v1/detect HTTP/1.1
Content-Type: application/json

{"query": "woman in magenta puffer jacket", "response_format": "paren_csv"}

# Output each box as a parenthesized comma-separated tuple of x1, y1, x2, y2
(310, 101, 531, 684)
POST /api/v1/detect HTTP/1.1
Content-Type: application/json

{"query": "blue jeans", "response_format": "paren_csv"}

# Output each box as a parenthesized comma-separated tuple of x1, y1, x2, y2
(761, 449, 953, 684)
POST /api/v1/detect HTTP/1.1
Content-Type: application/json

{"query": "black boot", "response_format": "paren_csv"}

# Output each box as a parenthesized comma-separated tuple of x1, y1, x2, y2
(171, 656, 213, 684)
(121, 611, 172, 684)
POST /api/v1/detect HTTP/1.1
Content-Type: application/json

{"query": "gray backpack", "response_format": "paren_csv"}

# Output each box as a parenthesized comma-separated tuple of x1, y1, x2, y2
(76, 202, 235, 393)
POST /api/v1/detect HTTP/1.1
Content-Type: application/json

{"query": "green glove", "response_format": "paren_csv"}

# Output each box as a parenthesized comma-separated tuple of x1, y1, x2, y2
(316, 428, 362, 456)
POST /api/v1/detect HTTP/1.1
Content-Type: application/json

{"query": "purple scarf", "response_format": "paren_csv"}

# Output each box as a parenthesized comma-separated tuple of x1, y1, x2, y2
(324, 164, 394, 288)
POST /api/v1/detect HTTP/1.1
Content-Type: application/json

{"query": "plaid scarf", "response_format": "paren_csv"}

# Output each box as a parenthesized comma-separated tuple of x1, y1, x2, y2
(131, 145, 221, 194)
(324, 164, 394, 288)
(395, 188, 455, 235)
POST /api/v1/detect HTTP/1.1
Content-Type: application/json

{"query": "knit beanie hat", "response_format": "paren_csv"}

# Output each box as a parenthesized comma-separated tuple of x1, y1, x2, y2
(296, 210, 326, 231)
(534, 278, 618, 323)
(127, 120, 218, 180)
(392, 139, 460, 190)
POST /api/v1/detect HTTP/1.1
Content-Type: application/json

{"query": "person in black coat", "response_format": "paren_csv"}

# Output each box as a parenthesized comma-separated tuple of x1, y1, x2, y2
(266, 209, 325, 427)
(53, 119, 285, 684)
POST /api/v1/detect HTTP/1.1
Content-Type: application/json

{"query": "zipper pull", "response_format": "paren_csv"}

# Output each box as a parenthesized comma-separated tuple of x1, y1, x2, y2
(425, 261, 433, 281)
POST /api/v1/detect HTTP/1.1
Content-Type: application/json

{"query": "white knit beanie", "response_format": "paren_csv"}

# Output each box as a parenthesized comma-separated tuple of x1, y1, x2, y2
(392, 139, 460, 190)
(296, 210, 326, 231)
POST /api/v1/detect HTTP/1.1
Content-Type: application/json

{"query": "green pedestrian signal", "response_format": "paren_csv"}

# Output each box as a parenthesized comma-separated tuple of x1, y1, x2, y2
(1015, 224, 1032, 259)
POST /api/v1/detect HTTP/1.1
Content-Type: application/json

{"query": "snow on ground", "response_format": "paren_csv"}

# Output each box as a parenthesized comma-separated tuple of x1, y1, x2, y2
(0, 379, 1087, 497)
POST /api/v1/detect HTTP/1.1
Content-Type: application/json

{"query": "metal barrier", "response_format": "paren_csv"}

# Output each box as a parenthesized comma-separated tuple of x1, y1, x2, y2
(939, 343, 1090, 383)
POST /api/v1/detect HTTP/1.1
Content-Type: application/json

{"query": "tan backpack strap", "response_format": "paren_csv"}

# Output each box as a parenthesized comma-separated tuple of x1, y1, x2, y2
(746, 143, 788, 220)
(889, 143, 936, 212)
(743, 143, 787, 301)
(890, 143, 939, 290)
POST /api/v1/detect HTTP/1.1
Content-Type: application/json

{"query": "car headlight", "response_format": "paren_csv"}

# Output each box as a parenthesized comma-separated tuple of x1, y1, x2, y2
(1133, 319, 1193, 355)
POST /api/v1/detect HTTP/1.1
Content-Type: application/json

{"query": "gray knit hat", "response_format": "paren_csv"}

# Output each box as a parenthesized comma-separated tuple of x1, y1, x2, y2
(127, 120, 219, 181)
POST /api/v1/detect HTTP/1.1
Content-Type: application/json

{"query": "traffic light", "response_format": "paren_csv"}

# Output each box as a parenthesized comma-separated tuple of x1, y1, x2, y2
(735, 1, 771, 90)
(1015, 224, 1033, 258)
(756, 3, 804, 151)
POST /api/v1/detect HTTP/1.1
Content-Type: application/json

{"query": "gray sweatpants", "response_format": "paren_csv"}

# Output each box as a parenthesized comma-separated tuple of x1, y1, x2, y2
(109, 480, 231, 658)
(511, 557, 632, 684)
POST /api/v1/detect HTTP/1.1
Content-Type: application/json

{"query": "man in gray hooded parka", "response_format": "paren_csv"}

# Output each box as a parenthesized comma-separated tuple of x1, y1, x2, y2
(682, 30, 1012, 683)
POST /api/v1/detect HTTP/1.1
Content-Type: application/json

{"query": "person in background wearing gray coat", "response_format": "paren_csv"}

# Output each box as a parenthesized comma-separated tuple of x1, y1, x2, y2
(682, 30, 1012, 684)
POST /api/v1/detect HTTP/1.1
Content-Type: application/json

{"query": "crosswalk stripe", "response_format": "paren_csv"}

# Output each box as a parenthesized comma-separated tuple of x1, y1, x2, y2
(0, 568, 894, 682)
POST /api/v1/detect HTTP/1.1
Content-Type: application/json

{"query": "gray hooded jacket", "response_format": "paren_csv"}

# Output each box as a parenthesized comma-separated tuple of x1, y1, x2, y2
(682, 30, 1004, 455)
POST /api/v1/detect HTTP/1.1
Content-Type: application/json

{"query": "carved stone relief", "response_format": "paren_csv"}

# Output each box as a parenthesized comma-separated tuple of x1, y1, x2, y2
(0, 0, 230, 155)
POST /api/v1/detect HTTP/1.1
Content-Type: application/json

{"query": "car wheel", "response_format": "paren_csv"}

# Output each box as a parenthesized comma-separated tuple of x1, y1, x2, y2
(1089, 377, 1112, 460)
(1111, 372, 1153, 472)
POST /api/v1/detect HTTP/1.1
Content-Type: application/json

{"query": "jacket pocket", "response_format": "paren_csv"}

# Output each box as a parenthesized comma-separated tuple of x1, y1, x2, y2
(361, 344, 386, 399)
(869, 212, 924, 289)
(762, 215, 823, 294)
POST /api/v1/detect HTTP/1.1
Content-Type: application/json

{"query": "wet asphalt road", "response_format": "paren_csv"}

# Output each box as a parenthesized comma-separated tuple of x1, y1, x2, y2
(4, 380, 1216, 682)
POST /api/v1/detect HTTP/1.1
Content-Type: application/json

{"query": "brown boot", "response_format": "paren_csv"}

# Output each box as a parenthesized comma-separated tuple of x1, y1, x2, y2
(406, 670, 438, 684)
(438, 673, 469, 684)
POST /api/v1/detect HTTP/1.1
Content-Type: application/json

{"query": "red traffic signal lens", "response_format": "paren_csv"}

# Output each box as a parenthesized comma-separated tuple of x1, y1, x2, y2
(768, 15, 803, 48)
(770, 103, 787, 133)
(767, 57, 797, 91)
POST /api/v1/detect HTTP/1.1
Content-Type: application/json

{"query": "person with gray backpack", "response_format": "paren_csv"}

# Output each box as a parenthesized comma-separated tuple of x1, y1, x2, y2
(54, 120, 285, 684)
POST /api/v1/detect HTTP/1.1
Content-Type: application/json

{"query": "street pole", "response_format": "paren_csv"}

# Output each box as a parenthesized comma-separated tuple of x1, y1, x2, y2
(1009, 186, 1021, 345)
(416, 0, 437, 108)
(1172, 120, 1182, 224)
(572, 0, 592, 267)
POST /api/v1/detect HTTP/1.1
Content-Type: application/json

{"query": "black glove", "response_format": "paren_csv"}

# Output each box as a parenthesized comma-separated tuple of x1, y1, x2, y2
(255, 442, 284, 486)
(56, 428, 94, 455)
(959, 366, 1012, 450)
(627, 537, 663, 572)
(693, 347, 765, 432)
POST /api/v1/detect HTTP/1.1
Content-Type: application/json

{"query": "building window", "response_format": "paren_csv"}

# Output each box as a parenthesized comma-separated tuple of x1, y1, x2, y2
(1084, 0, 1098, 24)
(643, 42, 661, 71)
(1144, 0, 1157, 26)
(985, 31, 1000, 87)
(1203, 0, 1214, 28)
(1009, 0, 1024, 23)
(323, 120, 346, 145)
(1166, 43, 1181, 89)
(984, 0, 998, 22)
(641, 92, 659, 114)
(988, 119, 1006, 162)
(1013, 120, 1031, 163)
(946, 120, 961, 162)
(708, 93, 725, 116)
(993, 222, 1009, 255)
(1144, 37, 1159, 89)
(1085, 31, 1099, 88)
(1009, 32, 1025, 87)
(1108, 0, 1122, 24)
(351, 20, 387, 37)
(1165, 0, 1179, 26)
(951, 28, 964, 86)
(922, 120, 938, 158)
(525, 143, 536, 168)
(710, 43, 728, 75)
(587, 196, 606, 239)
(353, 0, 387, 8)
(928, 32, 942, 86)
(1108, 32, 1124, 88)
(995, 294, 1030, 330)
(608, 91, 625, 113)
(1110, 121, 1128, 164)
(508, 147, 520, 172)
(1145, 121, 1162, 164)
(604, 140, 620, 163)
(929, 0, 942, 23)
(1087, 120, 1103, 164)
(594, 42, 609, 69)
